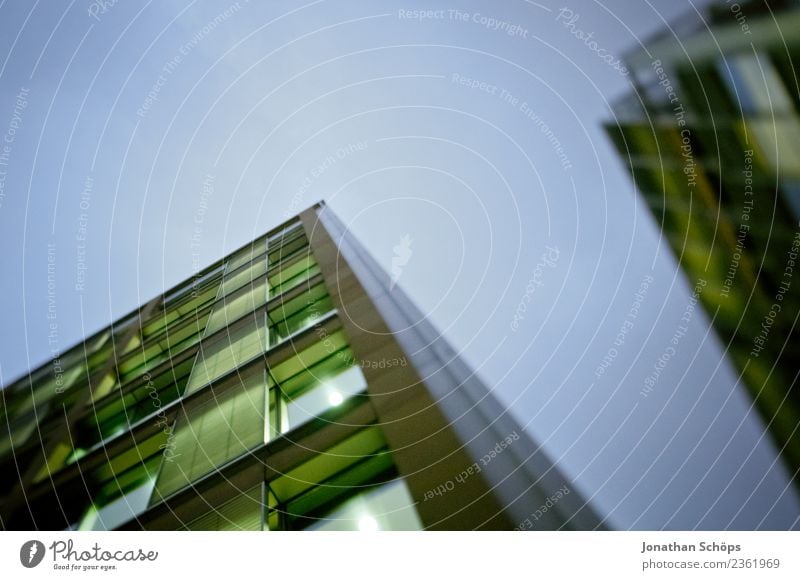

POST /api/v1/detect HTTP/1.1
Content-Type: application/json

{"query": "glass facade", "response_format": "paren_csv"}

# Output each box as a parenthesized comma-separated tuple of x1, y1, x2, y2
(0, 215, 417, 531)
(606, 1, 800, 477)
(2, 204, 589, 531)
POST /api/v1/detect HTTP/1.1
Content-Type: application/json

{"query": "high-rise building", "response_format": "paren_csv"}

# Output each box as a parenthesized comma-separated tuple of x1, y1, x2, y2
(606, 0, 800, 476)
(1, 202, 600, 531)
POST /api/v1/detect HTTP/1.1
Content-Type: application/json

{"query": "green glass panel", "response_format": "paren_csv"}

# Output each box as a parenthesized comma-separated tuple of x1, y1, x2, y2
(268, 283, 333, 343)
(226, 238, 267, 272)
(205, 276, 269, 336)
(185, 314, 268, 393)
(153, 366, 266, 500)
(93, 430, 168, 483)
(118, 310, 210, 385)
(283, 365, 367, 431)
(82, 356, 193, 447)
(269, 426, 386, 504)
(80, 453, 163, 531)
(218, 256, 268, 301)
(280, 451, 394, 530)
(184, 485, 263, 530)
(0, 410, 39, 457)
(268, 229, 308, 267)
(269, 253, 320, 298)
(305, 478, 422, 531)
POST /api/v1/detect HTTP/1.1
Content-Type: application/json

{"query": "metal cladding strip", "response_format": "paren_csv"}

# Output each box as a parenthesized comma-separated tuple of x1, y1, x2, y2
(312, 202, 605, 530)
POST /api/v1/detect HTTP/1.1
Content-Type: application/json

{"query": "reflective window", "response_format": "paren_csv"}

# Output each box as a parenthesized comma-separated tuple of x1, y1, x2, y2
(205, 276, 269, 336)
(116, 308, 211, 388)
(268, 282, 334, 345)
(217, 256, 268, 303)
(307, 479, 422, 531)
(720, 53, 794, 115)
(186, 313, 267, 393)
(749, 117, 800, 178)
(78, 433, 166, 530)
(153, 365, 267, 500)
(75, 356, 194, 451)
(0, 409, 38, 458)
(269, 253, 320, 298)
(268, 227, 308, 267)
(267, 329, 354, 436)
(183, 485, 263, 531)
(226, 238, 267, 273)
(263, 425, 420, 531)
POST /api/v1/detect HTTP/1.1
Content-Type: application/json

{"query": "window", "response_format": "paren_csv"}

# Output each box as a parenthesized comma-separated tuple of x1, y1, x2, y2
(226, 238, 267, 273)
(282, 365, 366, 432)
(267, 333, 367, 435)
(78, 433, 167, 530)
(10, 359, 85, 420)
(140, 269, 223, 341)
(269, 252, 321, 298)
(75, 356, 194, 451)
(161, 263, 225, 312)
(205, 276, 269, 337)
(0, 409, 38, 458)
(183, 485, 263, 531)
(116, 308, 211, 387)
(719, 52, 794, 115)
(153, 365, 267, 500)
(748, 117, 800, 178)
(268, 220, 303, 244)
(306, 479, 422, 531)
(268, 226, 308, 267)
(265, 426, 412, 530)
(217, 256, 268, 303)
(268, 282, 334, 345)
(185, 312, 268, 393)
(781, 180, 800, 222)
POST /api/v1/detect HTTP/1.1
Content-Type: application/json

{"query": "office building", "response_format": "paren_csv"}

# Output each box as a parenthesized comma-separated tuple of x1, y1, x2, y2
(1, 202, 600, 530)
(606, 0, 800, 476)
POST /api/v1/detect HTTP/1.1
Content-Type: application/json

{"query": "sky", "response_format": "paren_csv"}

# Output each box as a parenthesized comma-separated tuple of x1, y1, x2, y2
(0, 0, 798, 530)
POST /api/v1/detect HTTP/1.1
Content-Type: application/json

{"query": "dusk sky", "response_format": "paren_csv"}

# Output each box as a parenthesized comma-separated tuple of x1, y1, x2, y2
(0, 0, 797, 530)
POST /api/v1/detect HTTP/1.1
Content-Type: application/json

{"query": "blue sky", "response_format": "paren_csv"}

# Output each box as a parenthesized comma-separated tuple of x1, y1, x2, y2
(0, 0, 797, 529)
